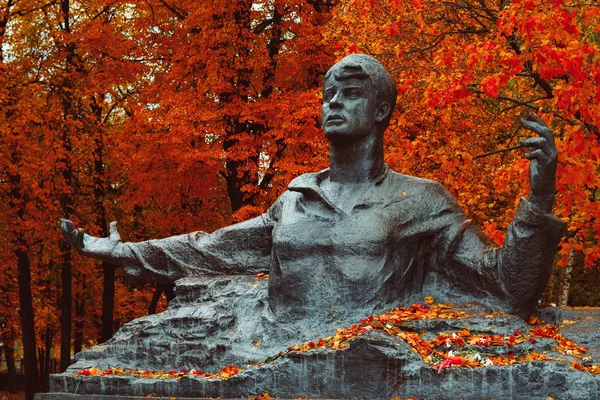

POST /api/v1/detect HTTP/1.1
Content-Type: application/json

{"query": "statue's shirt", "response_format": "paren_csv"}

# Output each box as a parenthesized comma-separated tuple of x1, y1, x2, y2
(124, 166, 565, 319)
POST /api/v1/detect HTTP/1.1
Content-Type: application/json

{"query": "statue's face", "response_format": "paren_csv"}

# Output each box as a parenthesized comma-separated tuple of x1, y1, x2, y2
(322, 75, 379, 145)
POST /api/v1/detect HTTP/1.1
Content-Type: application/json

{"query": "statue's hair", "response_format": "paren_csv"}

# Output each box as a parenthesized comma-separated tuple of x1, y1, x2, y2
(324, 54, 397, 126)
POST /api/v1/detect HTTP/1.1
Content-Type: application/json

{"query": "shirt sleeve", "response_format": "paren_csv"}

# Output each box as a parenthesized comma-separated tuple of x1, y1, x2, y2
(429, 184, 566, 318)
(119, 207, 279, 285)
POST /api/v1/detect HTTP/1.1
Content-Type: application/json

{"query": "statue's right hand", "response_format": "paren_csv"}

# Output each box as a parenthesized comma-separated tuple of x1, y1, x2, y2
(60, 218, 124, 261)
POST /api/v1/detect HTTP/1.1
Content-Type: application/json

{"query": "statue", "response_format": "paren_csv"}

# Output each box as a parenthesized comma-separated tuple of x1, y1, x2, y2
(50, 54, 586, 399)
(62, 54, 563, 321)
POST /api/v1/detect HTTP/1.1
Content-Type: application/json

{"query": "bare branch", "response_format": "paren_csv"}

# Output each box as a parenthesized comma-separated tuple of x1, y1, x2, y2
(473, 144, 526, 160)
(157, 0, 187, 20)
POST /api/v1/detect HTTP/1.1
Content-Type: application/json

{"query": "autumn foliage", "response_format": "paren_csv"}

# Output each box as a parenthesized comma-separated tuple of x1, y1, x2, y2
(1, 0, 599, 397)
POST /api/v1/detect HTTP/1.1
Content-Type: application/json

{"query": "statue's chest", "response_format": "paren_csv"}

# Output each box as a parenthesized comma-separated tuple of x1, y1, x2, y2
(267, 189, 426, 318)
(273, 197, 392, 257)
(270, 192, 406, 287)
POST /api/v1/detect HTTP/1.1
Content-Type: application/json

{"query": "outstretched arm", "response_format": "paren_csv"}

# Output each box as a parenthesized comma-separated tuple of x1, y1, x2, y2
(121, 214, 275, 284)
(61, 212, 276, 285)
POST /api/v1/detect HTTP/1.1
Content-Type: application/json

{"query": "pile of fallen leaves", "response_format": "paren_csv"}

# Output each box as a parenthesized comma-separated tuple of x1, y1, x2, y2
(74, 364, 240, 380)
(257, 300, 598, 374)
(73, 298, 599, 381)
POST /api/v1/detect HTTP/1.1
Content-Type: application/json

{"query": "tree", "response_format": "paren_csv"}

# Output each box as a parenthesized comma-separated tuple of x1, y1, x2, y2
(0, 16, 44, 398)
(0, 0, 153, 389)
(119, 0, 334, 229)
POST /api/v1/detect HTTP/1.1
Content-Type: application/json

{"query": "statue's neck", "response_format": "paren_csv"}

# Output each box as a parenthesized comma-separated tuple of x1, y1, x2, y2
(328, 134, 385, 184)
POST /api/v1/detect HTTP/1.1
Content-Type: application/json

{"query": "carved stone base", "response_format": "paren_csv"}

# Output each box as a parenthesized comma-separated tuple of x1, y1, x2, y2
(42, 276, 600, 399)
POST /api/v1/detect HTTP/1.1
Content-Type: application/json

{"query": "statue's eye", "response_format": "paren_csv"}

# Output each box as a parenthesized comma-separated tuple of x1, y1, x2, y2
(344, 88, 362, 98)
(323, 90, 335, 102)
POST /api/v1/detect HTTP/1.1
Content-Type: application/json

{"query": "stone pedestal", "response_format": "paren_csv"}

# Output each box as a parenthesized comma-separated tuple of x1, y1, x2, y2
(39, 276, 600, 399)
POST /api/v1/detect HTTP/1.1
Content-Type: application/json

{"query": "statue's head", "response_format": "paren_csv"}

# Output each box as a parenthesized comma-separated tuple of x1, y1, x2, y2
(322, 54, 397, 144)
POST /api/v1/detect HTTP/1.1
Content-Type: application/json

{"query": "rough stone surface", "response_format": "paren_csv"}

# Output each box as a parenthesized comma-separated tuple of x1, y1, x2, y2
(59, 275, 346, 375)
(45, 276, 600, 399)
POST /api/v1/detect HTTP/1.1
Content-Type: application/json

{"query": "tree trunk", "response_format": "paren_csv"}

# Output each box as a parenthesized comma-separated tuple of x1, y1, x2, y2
(221, 1, 256, 216)
(36, 327, 53, 392)
(2, 331, 18, 393)
(59, 244, 72, 372)
(148, 286, 163, 315)
(41, 328, 53, 391)
(58, 0, 76, 372)
(73, 289, 85, 353)
(6, 101, 39, 398)
(16, 248, 40, 399)
(559, 247, 576, 306)
(148, 283, 175, 315)
(37, 347, 44, 390)
(100, 261, 115, 343)
(163, 283, 175, 303)
(89, 98, 116, 344)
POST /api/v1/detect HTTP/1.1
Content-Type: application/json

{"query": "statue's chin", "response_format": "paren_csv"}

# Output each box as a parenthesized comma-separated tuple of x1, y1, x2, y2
(324, 130, 366, 147)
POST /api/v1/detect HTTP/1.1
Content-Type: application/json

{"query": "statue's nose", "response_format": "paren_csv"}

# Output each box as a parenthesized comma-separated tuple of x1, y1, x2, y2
(329, 92, 342, 108)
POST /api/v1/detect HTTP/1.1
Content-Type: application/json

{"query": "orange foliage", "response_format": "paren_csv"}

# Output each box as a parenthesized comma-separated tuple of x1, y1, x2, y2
(73, 363, 241, 380)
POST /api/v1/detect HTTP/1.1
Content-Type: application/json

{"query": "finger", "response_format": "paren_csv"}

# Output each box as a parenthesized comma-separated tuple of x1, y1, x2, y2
(63, 219, 75, 233)
(525, 114, 546, 125)
(60, 218, 69, 233)
(520, 116, 554, 144)
(525, 149, 550, 164)
(520, 118, 550, 134)
(109, 221, 121, 241)
(520, 137, 552, 155)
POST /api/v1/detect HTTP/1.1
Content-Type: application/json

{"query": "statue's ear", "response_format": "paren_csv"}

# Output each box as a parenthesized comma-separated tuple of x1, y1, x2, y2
(375, 101, 391, 123)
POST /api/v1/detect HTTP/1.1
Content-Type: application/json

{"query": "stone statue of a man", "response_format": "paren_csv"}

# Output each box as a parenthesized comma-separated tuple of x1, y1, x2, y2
(62, 54, 564, 322)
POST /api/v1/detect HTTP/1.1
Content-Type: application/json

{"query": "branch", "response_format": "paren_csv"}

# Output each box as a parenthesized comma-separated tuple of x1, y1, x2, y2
(102, 101, 121, 124)
(253, 18, 274, 34)
(469, 87, 578, 126)
(259, 138, 286, 190)
(499, 95, 549, 113)
(11, 0, 56, 17)
(91, 4, 111, 21)
(503, 35, 554, 98)
(473, 144, 525, 160)
(157, 0, 186, 20)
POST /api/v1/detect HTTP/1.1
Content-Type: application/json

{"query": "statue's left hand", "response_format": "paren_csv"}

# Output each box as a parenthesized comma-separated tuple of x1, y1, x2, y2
(520, 115, 557, 213)
(60, 218, 126, 263)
